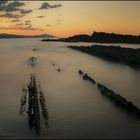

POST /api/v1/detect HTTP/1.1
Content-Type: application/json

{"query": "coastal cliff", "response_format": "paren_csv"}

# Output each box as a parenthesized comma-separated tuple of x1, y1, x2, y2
(42, 31, 140, 44)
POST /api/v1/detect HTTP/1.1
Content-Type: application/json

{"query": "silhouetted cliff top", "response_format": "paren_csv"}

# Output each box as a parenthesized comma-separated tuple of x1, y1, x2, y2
(66, 32, 140, 43)
(65, 34, 93, 42)
(92, 31, 140, 43)
(42, 31, 140, 44)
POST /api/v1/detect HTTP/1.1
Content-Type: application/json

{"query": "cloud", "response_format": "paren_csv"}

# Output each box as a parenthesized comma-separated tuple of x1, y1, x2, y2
(16, 23, 24, 26)
(0, 1, 25, 12)
(56, 19, 61, 25)
(0, 1, 8, 6)
(39, 2, 62, 10)
(0, 26, 44, 31)
(25, 22, 31, 26)
(20, 9, 32, 14)
(26, 25, 32, 28)
(0, 13, 24, 18)
(46, 24, 51, 27)
(10, 19, 41, 31)
(11, 19, 22, 22)
(8, 1, 25, 7)
(56, 19, 61, 22)
(25, 20, 31, 23)
(0, 1, 32, 19)
(14, 20, 32, 27)
(37, 16, 44, 18)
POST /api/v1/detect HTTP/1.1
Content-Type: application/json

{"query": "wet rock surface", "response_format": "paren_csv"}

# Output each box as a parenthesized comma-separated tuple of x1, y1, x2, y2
(20, 48, 49, 135)
(20, 46, 140, 136)
(97, 83, 140, 118)
(57, 68, 61, 72)
(27, 74, 40, 134)
(20, 74, 49, 134)
(78, 70, 96, 84)
(38, 85, 49, 128)
(51, 62, 62, 72)
(78, 69, 140, 119)
(28, 57, 37, 68)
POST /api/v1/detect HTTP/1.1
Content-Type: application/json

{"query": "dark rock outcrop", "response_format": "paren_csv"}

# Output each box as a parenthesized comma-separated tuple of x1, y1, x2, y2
(20, 74, 49, 134)
(65, 34, 93, 42)
(42, 31, 140, 44)
(68, 45, 140, 69)
(27, 74, 40, 134)
(78, 70, 96, 84)
(28, 57, 37, 68)
(78, 69, 140, 119)
(92, 31, 140, 44)
(97, 83, 140, 118)
(57, 69, 61, 72)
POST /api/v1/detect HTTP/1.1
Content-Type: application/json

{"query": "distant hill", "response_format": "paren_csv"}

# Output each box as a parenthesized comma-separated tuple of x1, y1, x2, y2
(0, 33, 57, 39)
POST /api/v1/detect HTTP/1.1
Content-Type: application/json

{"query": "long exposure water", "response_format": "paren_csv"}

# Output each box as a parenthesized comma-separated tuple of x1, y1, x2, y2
(0, 38, 140, 138)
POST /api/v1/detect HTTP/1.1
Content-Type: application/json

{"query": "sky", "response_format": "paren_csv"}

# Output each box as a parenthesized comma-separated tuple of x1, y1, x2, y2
(0, 1, 140, 37)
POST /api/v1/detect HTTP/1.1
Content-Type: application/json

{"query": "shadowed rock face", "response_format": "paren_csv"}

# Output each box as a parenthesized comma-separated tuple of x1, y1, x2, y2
(20, 74, 49, 134)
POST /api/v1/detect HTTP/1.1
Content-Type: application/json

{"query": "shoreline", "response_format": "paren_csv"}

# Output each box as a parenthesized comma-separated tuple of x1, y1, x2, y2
(41, 39, 140, 44)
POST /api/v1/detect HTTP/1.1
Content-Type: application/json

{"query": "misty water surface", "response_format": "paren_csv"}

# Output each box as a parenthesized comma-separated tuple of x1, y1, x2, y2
(0, 38, 140, 138)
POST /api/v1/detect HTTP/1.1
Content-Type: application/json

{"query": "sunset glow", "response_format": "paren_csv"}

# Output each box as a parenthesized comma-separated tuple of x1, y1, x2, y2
(0, 1, 140, 37)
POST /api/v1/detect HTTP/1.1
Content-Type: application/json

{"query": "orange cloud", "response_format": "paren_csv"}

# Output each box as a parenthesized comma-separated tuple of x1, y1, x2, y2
(0, 26, 43, 31)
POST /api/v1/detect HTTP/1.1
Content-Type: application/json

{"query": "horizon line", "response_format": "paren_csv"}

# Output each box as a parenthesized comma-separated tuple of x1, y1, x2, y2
(0, 31, 140, 38)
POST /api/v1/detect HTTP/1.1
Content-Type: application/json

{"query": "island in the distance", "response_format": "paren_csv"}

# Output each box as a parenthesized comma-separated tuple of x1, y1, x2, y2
(0, 33, 57, 39)
(42, 31, 140, 44)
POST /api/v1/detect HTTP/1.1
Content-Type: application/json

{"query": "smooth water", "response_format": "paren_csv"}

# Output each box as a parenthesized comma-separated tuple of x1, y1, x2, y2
(0, 38, 140, 139)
